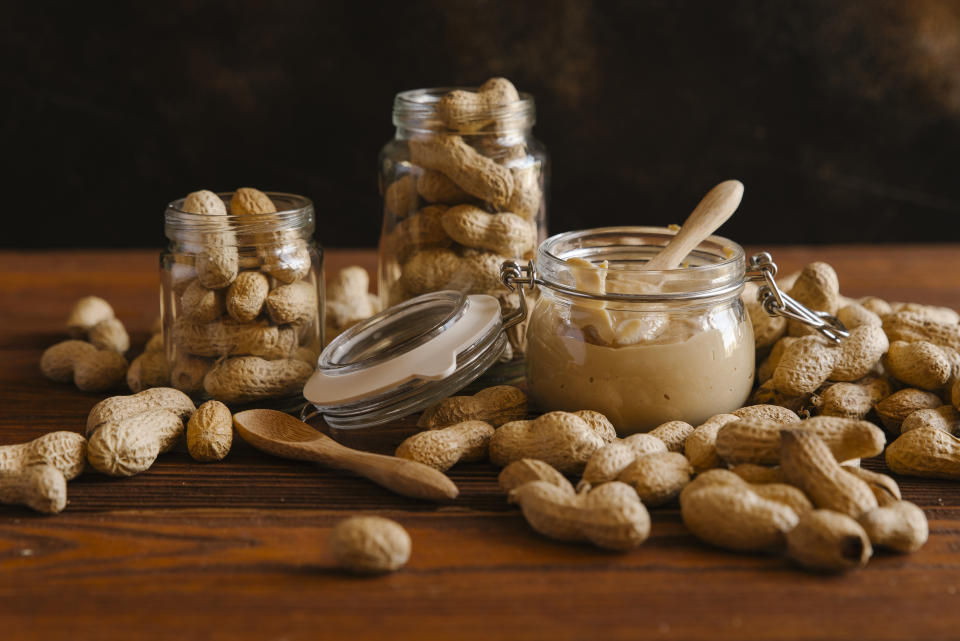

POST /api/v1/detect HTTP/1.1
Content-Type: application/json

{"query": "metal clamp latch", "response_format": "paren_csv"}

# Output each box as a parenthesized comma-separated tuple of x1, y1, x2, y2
(746, 252, 849, 343)
(499, 260, 535, 329)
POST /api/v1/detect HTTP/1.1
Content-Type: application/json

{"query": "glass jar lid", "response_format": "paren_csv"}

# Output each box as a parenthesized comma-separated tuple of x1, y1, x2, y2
(303, 291, 506, 429)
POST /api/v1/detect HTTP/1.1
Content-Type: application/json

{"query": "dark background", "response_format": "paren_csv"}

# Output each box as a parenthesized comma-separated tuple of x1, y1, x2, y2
(4, 0, 960, 249)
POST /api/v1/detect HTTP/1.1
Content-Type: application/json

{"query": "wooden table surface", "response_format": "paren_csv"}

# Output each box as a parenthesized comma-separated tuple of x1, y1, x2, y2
(2, 246, 960, 641)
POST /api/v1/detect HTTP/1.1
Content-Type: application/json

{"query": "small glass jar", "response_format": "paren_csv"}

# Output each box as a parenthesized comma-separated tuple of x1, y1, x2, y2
(522, 227, 755, 434)
(161, 192, 323, 407)
(377, 83, 549, 363)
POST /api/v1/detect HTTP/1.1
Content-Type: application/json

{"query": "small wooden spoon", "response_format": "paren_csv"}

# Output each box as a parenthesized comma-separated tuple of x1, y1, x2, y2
(234, 409, 459, 502)
(641, 179, 744, 271)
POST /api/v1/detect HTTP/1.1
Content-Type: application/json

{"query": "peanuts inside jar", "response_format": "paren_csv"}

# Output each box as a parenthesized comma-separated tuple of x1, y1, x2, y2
(525, 227, 755, 434)
(160, 189, 323, 407)
(377, 78, 548, 363)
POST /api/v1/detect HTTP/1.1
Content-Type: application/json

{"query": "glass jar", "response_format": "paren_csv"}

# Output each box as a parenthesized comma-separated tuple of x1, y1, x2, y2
(377, 82, 549, 364)
(522, 227, 755, 434)
(161, 192, 323, 407)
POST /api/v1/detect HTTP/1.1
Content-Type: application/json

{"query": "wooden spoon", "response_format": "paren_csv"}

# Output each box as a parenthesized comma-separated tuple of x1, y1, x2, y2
(641, 179, 744, 271)
(233, 409, 459, 502)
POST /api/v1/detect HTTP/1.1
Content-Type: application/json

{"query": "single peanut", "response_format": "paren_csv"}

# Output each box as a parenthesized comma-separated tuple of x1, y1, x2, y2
(41, 340, 128, 392)
(716, 416, 884, 466)
(395, 420, 495, 472)
(885, 425, 960, 479)
(440, 205, 536, 257)
(813, 377, 892, 419)
(184, 190, 238, 290)
(87, 387, 196, 433)
(225, 271, 269, 322)
(399, 247, 506, 296)
(732, 404, 800, 425)
(169, 355, 213, 395)
(0, 432, 87, 480)
(581, 434, 668, 485)
(0, 464, 68, 514)
(875, 388, 943, 431)
(901, 406, 960, 435)
(330, 516, 411, 574)
(508, 480, 651, 551)
(857, 501, 928, 553)
(437, 77, 519, 131)
(87, 318, 130, 353)
(882, 310, 960, 352)
(418, 385, 527, 429)
(202, 356, 313, 404)
(836, 303, 882, 330)
(409, 136, 514, 209)
(679, 470, 800, 552)
(171, 318, 297, 359)
(186, 400, 233, 462)
(67, 296, 115, 338)
(126, 349, 169, 393)
(683, 413, 740, 472)
(416, 169, 470, 204)
(885, 340, 954, 390)
(773, 335, 838, 396)
(616, 452, 693, 507)
(498, 459, 575, 494)
(384, 174, 419, 217)
(180, 280, 225, 322)
(780, 430, 878, 518)
(265, 281, 318, 325)
(786, 509, 872, 573)
(647, 420, 694, 453)
(87, 409, 184, 477)
(489, 410, 617, 474)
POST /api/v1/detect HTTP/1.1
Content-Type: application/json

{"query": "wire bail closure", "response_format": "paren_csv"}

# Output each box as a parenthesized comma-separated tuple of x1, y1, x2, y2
(499, 260, 535, 329)
(746, 252, 849, 343)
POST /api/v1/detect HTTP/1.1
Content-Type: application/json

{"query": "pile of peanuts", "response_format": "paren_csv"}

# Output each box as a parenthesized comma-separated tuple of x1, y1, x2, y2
(380, 78, 544, 358)
(165, 188, 320, 404)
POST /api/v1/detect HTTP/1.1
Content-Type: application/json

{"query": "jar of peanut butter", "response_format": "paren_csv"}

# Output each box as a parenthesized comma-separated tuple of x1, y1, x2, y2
(506, 227, 782, 434)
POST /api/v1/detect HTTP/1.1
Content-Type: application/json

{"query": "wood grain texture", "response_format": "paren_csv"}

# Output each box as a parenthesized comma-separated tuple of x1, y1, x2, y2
(2, 247, 960, 641)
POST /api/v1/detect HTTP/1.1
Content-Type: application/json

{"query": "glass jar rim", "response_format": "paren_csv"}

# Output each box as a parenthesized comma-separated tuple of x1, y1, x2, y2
(392, 87, 536, 134)
(164, 191, 315, 238)
(535, 226, 746, 303)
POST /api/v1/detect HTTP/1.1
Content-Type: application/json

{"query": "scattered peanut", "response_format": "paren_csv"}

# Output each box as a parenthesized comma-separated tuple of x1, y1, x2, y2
(882, 310, 960, 352)
(87, 387, 196, 433)
(844, 466, 902, 506)
(813, 377, 891, 419)
(679, 470, 801, 552)
(41, 340, 128, 392)
(780, 430, 878, 518)
(330, 516, 411, 574)
(901, 406, 960, 434)
(647, 420, 694, 453)
(0, 431, 87, 480)
(615, 452, 693, 506)
(874, 388, 943, 431)
(395, 420, 495, 472)
(498, 459, 574, 494)
(885, 340, 954, 390)
(67, 296, 115, 338)
(490, 411, 617, 474)
(886, 425, 960, 479)
(418, 385, 527, 429)
(186, 400, 233, 462)
(87, 408, 184, 477)
(683, 413, 741, 472)
(716, 416, 884, 466)
(0, 464, 68, 514)
(87, 318, 130, 353)
(508, 480, 651, 551)
(857, 501, 928, 553)
(785, 509, 872, 573)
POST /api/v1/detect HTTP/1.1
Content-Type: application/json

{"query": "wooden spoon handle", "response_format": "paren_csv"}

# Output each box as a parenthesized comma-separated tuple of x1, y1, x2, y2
(643, 180, 744, 271)
(313, 440, 459, 502)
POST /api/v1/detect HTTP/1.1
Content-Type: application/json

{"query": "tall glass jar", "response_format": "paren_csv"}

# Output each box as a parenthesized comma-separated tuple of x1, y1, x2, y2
(377, 80, 548, 363)
(161, 191, 323, 407)
(523, 227, 755, 434)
